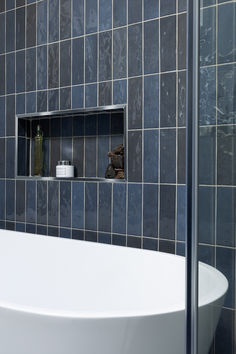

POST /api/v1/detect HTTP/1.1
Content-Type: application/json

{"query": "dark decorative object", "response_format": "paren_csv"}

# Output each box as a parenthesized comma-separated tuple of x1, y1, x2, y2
(105, 144, 124, 179)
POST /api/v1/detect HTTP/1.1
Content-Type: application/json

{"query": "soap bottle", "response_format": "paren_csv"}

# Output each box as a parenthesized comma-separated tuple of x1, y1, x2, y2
(34, 124, 43, 176)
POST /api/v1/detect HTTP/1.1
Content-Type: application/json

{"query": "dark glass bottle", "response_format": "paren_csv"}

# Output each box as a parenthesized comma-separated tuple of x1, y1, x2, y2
(34, 124, 43, 176)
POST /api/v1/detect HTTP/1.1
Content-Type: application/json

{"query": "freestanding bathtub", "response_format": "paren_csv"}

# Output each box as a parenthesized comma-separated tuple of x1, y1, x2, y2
(0, 230, 228, 354)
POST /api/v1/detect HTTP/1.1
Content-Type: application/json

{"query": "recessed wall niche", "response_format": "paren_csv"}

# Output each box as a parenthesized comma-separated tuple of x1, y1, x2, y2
(16, 106, 125, 180)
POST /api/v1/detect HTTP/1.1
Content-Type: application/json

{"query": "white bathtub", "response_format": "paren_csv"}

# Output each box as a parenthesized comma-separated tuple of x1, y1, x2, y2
(0, 230, 228, 354)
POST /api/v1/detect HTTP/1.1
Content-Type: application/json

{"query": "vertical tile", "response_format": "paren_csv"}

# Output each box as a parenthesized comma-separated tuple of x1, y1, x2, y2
(128, 77, 142, 129)
(113, 183, 126, 234)
(128, 131, 142, 182)
(199, 126, 216, 185)
(143, 184, 158, 237)
(72, 229, 84, 240)
(160, 129, 176, 183)
(6, 138, 15, 178)
(0, 138, 5, 178)
(49, 0, 59, 42)
(86, 0, 98, 34)
(48, 181, 59, 226)
(128, 24, 142, 77)
(113, 0, 127, 28)
(6, 95, 15, 136)
(37, 181, 47, 225)
(99, 0, 112, 31)
(16, 7, 25, 50)
(113, 28, 127, 80)
(0, 97, 5, 137)
(177, 128, 186, 184)
(199, 186, 215, 245)
(60, 40, 72, 87)
(160, 185, 176, 239)
(72, 85, 84, 108)
(26, 48, 36, 92)
(143, 238, 158, 251)
(0, 55, 5, 96)
(178, 0, 186, 10)
(37, 0, 47, 45)
(26, 180, 36, 223)
(85, 182, 97, 231)
(217, 187, 236, 247)
(62, 117, 73, 137)
(85, 34, 97, 83)
(178, 13, 186, 70)
(144, 74, 159, 128)
(6, 180, 15, 221)
(144, 20, 159, 75)
(198, 244, 215, 266)
(99, 183, 111, 232)
(73, 137, 84, 177)
(16, 180, 25, 222)
(72, 182, 84, 229)
(217, 125, 236, 185)
(26, 92, 36, 113)
(26, 4, 36, 48)
(177, 185, 186, 242)
(37, 45, 47, 90)
(200, 67, 216, 125)
(98, 233, 111, 244)
(159, 240, 175, 254)
(99, 31, 112, 81)
(48, 90, 59, 111)
(160, 16, 176, 72)
(200, 7, 216, 66)
(0, 13, 5, 54)
(160, 72, 176, 127)
(60, 181, 71, 228)
(127, 236, 141, 248)
(97, 136, 109, 178)
(85, 84, 97, 107)
(73, 0, 84, 37)
(61, 137, 72, 161)
(215, 309, 234, 354)
(112, 234, 126, 246)
(0, 0, 5, 12)
(144, 130, 158, 183)
(99, 81, 112, 106)
(6, 0, 14, 10)
(128, 0, 142, 24)
(128, 184, 142, 236)
(60, 0, 71, 40)
(50, 138, 60, 177)
(6, 53, 15, 95)
(6, 10, 15, 52)
(160, 0, 176, 16)
(218, 3, 236, 64)
(60, 87, 71, 110)
(16, 51, 25, 93)
(72, 37, 84, 85)
(85, 137, 96, 177)
(113, 80, 127, 105)
(85, 230, 97, 242)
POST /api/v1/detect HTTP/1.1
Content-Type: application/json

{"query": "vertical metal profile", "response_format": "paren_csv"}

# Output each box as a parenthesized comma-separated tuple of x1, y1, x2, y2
(186, 0, 200, 354)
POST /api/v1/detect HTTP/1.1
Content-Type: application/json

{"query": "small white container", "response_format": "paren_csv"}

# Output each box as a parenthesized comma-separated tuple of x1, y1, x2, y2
(56, 161, 74, 178)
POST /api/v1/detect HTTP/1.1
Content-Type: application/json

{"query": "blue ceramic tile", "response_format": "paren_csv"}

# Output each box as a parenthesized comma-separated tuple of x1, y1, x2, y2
(218, 3, 236, 64)
(97, 114, 110, 135)
(37, 181, 47, 225)
(72, 229, 84, 240)
(99, 81, 112, 106)
(0, 0, 4, 12)
(16, 94, 25, 115)
(60, 40, 71, 87)
(128, 24, 142, 77)
(6, 10, 15, 52)
(0, 13, 5, 54)
(144, 20, 159, 75)
(99, 183, 111, 232)
(26, 224, 36, 234)
(199, 67, 216, 125)
(17, 137, 27, 176)
(198, 245, 215, 266)
(217, 64, 236, 125)
(48, 43, 59, 89)
(73, 137, 84, 177)
(144, 130, 158, 183)
(160, 16, 176, 72)
(60, 87, 71, 110)
(127, 236, 141, 249)
(0, 180, 5, 220)
(6, 53, 15, 95)
(85, 35, 97, 83)
(111, 112, 123, 134)
(112, 183, 126, 235)
(85, 231, 97, 242)
(6, 0, 14, 10)
(61, 138, 72, 162)
(6, 95, 15, 136)
(217, 187, 236, 247)
(48, 181, 59, 226)
(16, 7, 25, 50)
(160, 185, 176, 239)
(37, 225, 47, 235)
(98, 233, 111, 244)
(199, 186, 215, 245)
(160, 129, 176, 183)
(16, 51, 25, 93)
(143, 238, 158, 251)
(128, 131, 142, 182)
(85, 137, 96, 176)
(97, 136, 109, 178)
(128, 77, 142, 129)
(60, 228, 71, 238)
(72, 86, 84, 109)
(99, 31, 112, 81)
(26, 180, 36, 223)
(26, 48, 36, 92)
(128, 184, 142, 236)
(113, 80, 127, 105)
(73, 116, 84, 136)
(73, 0, 84, 37)
(217, 125, 236, 186)
(26, 92, 36, 113)
(85, 115, 96, 136)
(177, 186, 186, 242)
(0, 221, 6, 230)
(60, 182, 71, 228)
(37, 0, 47, 45)
(16, 223, 26, 232)
(144, 0, 159, 20)
(176, 242, 185, 256)
(48, 226, 59, 237)
(37, 45, 47, 90)
(49, 0, 59, 42)
(6, 180, 15, 221)
(0, 56, 5, 96)
(85, 84, 97, 107)
(72, 182, 84, 229)
(62, 117, 73, 137)
(113, 28, 127, 80)
(143, 184, 158, 238)
(112, 234, 126, 246)
(85, 182, 97, 231)
(144, 75, 159, 128)
(160, 72, 176, 127)
(26, 4, 36, 47)
(200, 7, 216, 66)
(178, 13, 186, 70)
(215, 308, 234, 354)
(216, 247, 235, 308)
(99, 0, 112, 31)
(6, 222, 15, 231)
(160, 0, 176, 16)
(60, 0, 71, 40)
(0, 138, 5, 178)
(113, 0, 126, 28)
(159, 240, 175, 254)
(86, 0, 98, 34)
(177, 128, 186, 184)
(16, 180, 25, 222)
(48, 90, 59, 111)
(0, 97, 5, 137)
(128, 0, 142, 24)
(111, 135, 123, 150)
(37, 91, 47, 112)
(72, 37, 84, 85)
(6, 138, 15, 178)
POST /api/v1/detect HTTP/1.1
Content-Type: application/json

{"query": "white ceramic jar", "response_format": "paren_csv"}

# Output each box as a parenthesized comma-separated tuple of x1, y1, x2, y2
(56, 161, 74, 178)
